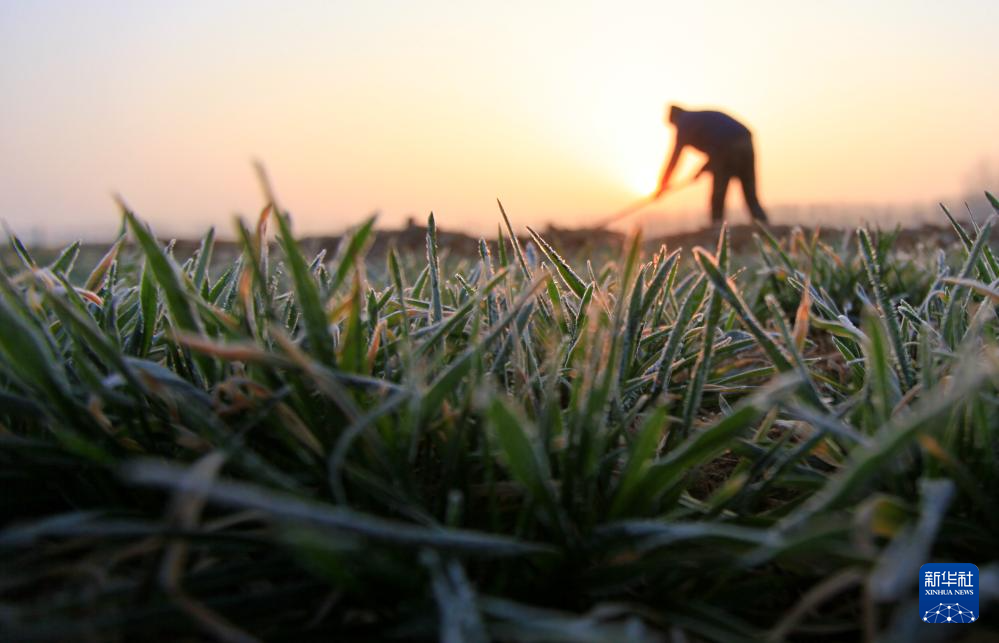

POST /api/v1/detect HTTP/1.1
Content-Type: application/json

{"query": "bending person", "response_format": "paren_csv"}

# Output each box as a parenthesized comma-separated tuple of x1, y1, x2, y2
(656, 104, 769, 224)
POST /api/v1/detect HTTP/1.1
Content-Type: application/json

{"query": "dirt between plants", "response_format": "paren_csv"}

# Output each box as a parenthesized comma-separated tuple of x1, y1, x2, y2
(31, 222, 963, 277)
(290, 221, 961, 263)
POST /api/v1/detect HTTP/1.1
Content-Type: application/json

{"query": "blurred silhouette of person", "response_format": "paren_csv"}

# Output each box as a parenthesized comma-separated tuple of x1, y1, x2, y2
(656, 104, 768, 224)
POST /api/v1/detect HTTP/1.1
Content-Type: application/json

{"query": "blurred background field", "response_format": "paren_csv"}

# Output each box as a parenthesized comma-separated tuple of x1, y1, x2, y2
(4, 217, 971, 287)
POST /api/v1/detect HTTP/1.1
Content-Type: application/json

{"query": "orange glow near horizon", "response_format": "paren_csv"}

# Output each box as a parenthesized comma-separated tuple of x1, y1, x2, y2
(1, 1, 997, 242)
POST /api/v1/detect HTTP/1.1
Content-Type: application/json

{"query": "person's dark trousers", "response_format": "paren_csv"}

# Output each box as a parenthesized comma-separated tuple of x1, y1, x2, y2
(709, 135, 769, 223)
(710, 171, 731, 224)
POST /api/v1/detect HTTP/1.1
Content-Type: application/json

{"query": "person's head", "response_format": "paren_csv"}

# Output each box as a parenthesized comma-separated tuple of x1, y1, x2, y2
(666, 104, 685, 125)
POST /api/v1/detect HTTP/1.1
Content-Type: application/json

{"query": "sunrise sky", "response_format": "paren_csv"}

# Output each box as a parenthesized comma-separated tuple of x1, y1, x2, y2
(1, 1, 997, 241)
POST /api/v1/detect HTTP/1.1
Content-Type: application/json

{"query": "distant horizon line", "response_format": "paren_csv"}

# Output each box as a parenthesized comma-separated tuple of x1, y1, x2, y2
(7, 192, 995, 246)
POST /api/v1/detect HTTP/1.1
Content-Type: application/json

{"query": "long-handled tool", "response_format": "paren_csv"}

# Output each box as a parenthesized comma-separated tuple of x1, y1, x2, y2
(594, 174, 700, 229)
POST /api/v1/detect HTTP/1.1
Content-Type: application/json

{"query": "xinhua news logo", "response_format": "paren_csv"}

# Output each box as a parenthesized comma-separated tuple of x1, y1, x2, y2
(919, 563, 979, 624)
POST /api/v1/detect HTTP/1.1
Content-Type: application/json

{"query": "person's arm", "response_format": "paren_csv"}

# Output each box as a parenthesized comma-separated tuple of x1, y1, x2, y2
(656, 135, 686, 197)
